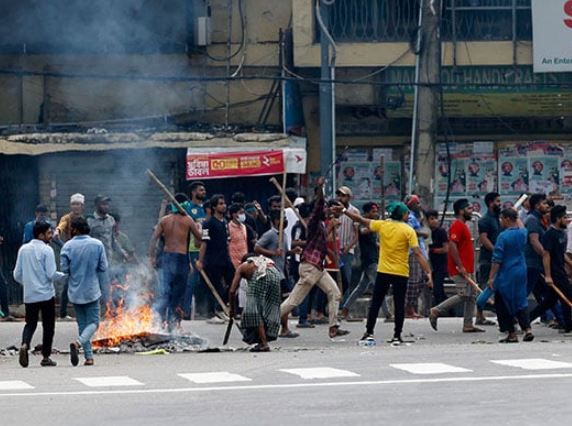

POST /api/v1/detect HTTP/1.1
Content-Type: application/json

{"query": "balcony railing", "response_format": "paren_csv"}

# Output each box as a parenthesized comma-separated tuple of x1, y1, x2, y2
(319, 0, 532, 43)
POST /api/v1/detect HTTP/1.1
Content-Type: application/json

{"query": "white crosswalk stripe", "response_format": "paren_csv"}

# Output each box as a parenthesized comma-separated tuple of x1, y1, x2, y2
(491, 358, 572, 370)
(178, 372, 252, 384)
(0, 381, 34, 390)
(280, 367, 360, 379)
(389, 363, 473, 375)
(74, 376, 144, 387)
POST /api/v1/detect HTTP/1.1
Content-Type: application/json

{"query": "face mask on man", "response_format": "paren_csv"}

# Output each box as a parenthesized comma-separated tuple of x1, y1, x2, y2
(238, 213, 246, 223)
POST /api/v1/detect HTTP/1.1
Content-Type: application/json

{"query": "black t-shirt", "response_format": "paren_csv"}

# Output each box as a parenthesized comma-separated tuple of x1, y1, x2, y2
(429, 227, 448, 274)
(542, 227, 568, 284)
(478, 211, 500, 264)
(359, 226, 378, 266)
(202, 216, 232, 267)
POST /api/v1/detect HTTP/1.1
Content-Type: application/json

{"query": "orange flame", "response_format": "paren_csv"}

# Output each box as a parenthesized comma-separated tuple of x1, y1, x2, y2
(92, 275, 158, 348)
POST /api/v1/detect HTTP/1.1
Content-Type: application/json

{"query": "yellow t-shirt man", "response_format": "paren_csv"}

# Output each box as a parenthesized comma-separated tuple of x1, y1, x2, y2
(370, 219, 419, 277)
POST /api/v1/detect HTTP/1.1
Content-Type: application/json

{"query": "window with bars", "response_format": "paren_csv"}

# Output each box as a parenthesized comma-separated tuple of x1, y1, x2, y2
(319, 0, 532, 43)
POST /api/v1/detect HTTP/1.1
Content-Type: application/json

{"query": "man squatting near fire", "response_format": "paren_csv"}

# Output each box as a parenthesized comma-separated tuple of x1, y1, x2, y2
(229, 254, 282, 352)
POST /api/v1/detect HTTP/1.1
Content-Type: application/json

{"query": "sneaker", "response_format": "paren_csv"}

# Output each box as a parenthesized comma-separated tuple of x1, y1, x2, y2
(360, 332, 374, 341)
(388, 336, 403, 346)
(40, 358, 57, 367)
(70, 341, 80, 367)
(206, 316, 225, 325)
(19, 344, 29, 368)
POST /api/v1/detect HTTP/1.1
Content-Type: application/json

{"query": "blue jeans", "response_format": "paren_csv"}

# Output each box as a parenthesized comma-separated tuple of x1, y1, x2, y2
(340, 252, 354, 299)
(183, 252, 200, 318)
(74, 300, 100, 360)
(154, 253, 189, 327)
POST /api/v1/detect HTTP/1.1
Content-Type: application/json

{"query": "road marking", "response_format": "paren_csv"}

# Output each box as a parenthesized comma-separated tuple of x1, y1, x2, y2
(0, 381, 34, 391)
(491, 358, 572, 370)
(178, 372, 252, 384)
(2, 373, 572, 398)
(74, 376, 144, 387)
(390, 363, 472, 375)
(280, 367, 360, 379)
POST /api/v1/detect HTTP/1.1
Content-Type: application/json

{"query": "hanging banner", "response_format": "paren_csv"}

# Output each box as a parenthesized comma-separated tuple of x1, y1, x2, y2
(532, 0, 572, 73)
(186, 150, 285, 180)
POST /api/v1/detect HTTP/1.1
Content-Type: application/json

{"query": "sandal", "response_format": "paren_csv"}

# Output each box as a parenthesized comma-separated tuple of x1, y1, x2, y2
(279, 330, 299, 338)
(523, 332, 535, 342)
(249, 344, 270, 352)
(70, 342, 80, 367)
(84, 359, 94, 366)
(499, 336, 518, 343)
(329, 326, 350, 338)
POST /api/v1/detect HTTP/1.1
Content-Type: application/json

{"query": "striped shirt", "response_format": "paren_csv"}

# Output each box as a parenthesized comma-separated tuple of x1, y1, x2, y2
(338, 204, 360, 253)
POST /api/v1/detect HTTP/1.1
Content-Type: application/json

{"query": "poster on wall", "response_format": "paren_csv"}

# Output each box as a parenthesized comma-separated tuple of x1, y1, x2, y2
(498, 157, 529, 195)
(337, 161, 373, 200)
(529, 156, 561, 196)
(561, 156, 572, 193)
(372, 161, 402, 200)
(466, 155, 497, 195)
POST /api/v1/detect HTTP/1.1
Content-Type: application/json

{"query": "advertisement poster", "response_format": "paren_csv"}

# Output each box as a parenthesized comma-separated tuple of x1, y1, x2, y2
(529, 156, 561, 195)
(498, 157, 529, 195)
(337, 161, 373, 200)
(466, 156, 497, 195)
(372, 161, 401, 201)
(561, 157, 572, 193)
(449, 159, 467, 196)
(531, 0, 572, 73)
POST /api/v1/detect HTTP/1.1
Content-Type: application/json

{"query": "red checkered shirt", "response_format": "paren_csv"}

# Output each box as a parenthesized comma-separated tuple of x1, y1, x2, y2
(301, 196, 328, 269)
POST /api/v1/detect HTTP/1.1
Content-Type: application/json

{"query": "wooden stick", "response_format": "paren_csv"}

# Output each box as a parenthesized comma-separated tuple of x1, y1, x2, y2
(145, 170, 190, 219)
(269, 176, 307, 230)
(146, 169, 230, 319)
(380, 155, 386, 219)
(278, 171, 287, 247)
(198, 269, 229, 316)
(541, 274, 572, 308)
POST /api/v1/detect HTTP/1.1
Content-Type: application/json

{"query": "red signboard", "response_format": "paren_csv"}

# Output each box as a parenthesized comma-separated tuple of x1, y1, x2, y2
(186, 150, 285, 180)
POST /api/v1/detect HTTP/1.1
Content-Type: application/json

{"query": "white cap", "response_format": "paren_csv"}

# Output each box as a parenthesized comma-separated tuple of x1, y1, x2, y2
(70, 193, 85, 204)
(293, 197, 305, 207)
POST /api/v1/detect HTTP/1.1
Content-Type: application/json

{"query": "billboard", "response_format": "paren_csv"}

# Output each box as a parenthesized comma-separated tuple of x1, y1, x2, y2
(532, 0, 572, 73)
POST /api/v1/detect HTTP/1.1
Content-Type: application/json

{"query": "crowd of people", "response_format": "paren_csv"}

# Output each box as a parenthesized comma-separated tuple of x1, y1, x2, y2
(5, 175, 572, 367)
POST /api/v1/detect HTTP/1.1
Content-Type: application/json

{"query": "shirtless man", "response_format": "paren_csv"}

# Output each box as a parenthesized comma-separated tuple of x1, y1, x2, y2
(149, 194, 202, 329)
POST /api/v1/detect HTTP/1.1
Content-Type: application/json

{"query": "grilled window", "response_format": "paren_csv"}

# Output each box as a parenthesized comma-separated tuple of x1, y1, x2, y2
(318, 0, 532, 43)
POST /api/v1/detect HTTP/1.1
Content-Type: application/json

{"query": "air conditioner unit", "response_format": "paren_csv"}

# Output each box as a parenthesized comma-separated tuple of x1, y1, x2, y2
(194, 16, 212, 46)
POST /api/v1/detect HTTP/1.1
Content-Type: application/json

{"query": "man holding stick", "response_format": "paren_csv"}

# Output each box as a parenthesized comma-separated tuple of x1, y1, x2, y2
(196, 194, 235, 324)
(149, 194, 202, 330)
(279, 177, 349, 339)
(429, 199, 484, 333)
(530, 205, 572, 334)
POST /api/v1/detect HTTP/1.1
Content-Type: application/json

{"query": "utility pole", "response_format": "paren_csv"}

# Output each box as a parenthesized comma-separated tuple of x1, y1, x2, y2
(410, 0, 442, 202)
(318, 1, 336, 194)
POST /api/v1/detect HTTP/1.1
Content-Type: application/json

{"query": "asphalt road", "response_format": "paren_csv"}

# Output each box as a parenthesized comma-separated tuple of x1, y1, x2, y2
(1, 318, 572, 425)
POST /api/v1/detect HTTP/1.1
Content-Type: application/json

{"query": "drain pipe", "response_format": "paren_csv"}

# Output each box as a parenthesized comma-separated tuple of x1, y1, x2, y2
(408, 0, 424, 195)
